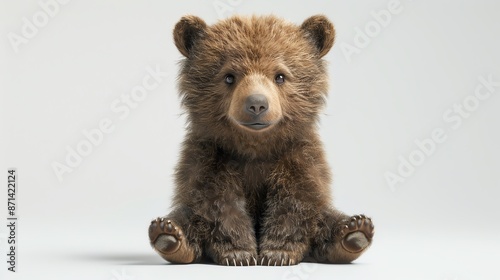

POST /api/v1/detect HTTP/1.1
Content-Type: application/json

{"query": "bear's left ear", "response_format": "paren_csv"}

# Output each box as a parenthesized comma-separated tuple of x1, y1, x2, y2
(301, 15, 335, 58)
(173, 15, 207, 57)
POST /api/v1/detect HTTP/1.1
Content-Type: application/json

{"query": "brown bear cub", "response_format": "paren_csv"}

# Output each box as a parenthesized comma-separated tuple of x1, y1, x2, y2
(149, 15, 374, 266)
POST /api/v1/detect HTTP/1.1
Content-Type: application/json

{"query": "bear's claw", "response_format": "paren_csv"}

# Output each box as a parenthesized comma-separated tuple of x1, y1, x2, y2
(259, 250, 297, 266)
(219, 251, 257, 266)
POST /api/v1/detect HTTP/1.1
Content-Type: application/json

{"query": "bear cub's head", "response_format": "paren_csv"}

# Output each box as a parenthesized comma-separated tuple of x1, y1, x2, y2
(174, 15, 334, 141)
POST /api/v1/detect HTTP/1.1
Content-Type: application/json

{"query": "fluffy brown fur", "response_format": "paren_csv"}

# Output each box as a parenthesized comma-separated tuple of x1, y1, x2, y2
(148, 15, 374, 266)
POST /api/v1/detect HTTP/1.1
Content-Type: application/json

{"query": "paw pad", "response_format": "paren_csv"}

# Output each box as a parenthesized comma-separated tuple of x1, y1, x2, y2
(149, 217, 183, 255)
(338, 214, 374, 253)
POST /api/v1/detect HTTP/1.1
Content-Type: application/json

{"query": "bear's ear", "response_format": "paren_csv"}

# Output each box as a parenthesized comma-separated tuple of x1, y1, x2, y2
(301, 15, 335, 58)
(173, 15, 207, 57)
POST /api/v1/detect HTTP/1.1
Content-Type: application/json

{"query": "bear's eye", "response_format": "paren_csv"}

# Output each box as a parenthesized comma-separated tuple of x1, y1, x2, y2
(224, 74, 235, 85)
(275, 74, 285, 85)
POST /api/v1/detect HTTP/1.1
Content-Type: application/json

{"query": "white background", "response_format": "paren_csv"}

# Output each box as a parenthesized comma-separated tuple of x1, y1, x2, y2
(1, 0, 500, 279)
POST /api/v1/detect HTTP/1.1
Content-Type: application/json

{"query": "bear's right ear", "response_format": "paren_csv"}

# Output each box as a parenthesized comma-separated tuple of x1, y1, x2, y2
(301, 15, 335, 58)
(173, 15, 207, 57)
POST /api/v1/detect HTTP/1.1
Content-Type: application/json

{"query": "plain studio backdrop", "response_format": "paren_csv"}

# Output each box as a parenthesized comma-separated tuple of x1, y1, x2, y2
(1, 1, 499, 279)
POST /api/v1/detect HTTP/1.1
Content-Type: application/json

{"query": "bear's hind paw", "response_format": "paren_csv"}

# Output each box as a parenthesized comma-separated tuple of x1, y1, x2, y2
(149, 217, 195, 263)
(338, 214, 374, 253)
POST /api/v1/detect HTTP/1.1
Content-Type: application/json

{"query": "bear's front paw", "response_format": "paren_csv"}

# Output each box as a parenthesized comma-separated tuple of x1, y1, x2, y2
(217, 250, 258, 266)
(259, 250, 300, 266)
(337, 214, 374, 253)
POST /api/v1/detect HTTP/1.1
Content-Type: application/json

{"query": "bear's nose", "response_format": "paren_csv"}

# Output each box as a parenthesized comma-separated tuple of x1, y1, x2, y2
(245, 94, 268, 116)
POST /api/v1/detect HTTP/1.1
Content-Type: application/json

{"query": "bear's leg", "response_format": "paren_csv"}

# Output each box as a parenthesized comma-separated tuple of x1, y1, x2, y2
(204, 196, 258, 266)
(311, 209, 375, 263)
(258, 193, 316, 266)
(169, 140, 258, 265)
(148, 206, 202, 264)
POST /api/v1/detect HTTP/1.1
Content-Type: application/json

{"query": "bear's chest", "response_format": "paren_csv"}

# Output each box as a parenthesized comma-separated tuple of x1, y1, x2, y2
(238, 161, 273, 220)
(216, 150, 274, 218)
(240, 161, 271, 190)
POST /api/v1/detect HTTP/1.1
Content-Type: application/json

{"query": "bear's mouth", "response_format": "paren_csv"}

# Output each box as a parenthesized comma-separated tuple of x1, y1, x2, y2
(229, 116, 279, 132)
(241, 122, 271, 131)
